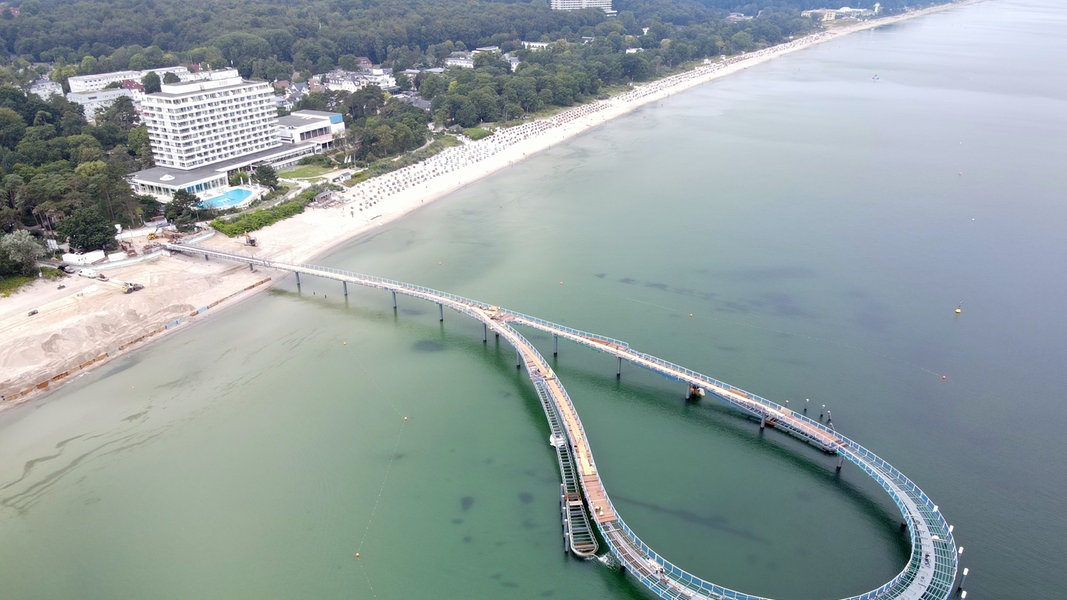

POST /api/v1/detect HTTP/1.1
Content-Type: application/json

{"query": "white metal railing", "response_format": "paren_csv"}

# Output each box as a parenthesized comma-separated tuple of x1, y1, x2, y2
(163, 243, 959, 600)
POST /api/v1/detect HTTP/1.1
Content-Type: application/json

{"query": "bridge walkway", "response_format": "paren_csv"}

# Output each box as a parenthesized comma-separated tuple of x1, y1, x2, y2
(163, 244, 960, 600)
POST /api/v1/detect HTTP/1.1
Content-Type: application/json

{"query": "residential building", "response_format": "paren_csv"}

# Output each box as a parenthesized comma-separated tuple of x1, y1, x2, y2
(550, 0, 615, 15)
(277, 110, 346, 152)
(29, 77, 63, 100)
(317, 68, 397, 93)
(444, 53, 475, 69)
(67, 66, 194, 93)
(66, 87, 137, 122)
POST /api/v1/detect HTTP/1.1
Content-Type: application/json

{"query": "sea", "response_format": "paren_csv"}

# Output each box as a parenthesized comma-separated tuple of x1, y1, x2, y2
(1, 1, 1064, 598)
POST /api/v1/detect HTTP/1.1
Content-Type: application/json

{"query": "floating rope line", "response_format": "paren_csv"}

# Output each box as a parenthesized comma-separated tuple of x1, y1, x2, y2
(350, 354, 410, 598)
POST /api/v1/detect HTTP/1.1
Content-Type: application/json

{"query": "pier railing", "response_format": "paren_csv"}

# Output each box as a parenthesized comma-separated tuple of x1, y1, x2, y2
(163, 243, 960, 600)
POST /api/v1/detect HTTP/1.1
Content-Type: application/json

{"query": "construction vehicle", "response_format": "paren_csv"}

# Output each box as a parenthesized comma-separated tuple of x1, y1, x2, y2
(101, 277, 144, 293)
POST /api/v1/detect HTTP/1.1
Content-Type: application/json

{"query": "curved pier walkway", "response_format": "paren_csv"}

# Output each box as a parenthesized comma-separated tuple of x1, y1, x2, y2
(166, 244, 961, 600)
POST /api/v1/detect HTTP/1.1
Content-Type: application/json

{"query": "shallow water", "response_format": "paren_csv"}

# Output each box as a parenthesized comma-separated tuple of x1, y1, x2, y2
(2, 1, 1065, 598)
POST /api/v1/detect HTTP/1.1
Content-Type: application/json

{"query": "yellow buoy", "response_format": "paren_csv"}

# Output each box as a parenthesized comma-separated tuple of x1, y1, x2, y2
(955, 308, 962, 315)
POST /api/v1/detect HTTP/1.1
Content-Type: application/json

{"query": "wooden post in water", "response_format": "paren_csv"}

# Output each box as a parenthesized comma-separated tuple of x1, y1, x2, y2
(553, 334, 559, 357)
(343, 281, 348, 297)
(391, 290, 397, 309)
(438, 303, 444, 322)
(295, 272, 301, 288)
(616, 356, 622, 378)
(483, 323, 488, 343)
(516, 349, 522, 369)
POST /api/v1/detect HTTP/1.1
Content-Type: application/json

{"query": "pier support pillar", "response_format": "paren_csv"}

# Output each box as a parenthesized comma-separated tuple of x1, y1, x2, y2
(295, 272, 301, 288)
(483, 324, 488, 343)
(204, 254, 209, 261)
(616, 357, 622, 379)
(438, 303, 444, 322)
(343, 281, 348, 297)
(391, 290, 397, 309)
(516, 349, 522, 369)
(248, 263, 253, 271)
(760, 415, 766, 430)
(553, 334, 558, 357)
(836, 455, 845, 473)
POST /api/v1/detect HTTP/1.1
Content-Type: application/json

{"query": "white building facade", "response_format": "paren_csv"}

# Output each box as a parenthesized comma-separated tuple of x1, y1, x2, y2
(277, 110, 345, 152)
(130, 70, 338, 200)
(65, 88, 137, 122)
(139, 69, 280, 171)
(550, 0, 615, 14)
(67, 66, 193, 93)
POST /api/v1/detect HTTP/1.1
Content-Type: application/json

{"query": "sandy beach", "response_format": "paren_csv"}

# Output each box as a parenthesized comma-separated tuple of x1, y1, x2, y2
(0, 1, 980, 408)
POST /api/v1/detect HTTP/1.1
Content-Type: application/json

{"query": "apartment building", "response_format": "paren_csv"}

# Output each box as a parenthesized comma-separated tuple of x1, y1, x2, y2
(550, 0, 615, 14)
(67, 66, 193, 93)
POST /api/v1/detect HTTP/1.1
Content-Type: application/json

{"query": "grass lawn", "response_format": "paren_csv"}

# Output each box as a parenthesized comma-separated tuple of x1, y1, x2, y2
(0, 267, 63, 297)
(0, 274, 34, 297)
(279, 164, 336, 179)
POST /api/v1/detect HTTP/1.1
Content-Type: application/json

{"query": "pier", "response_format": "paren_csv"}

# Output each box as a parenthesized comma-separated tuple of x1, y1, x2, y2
(165, 243, 961, 600)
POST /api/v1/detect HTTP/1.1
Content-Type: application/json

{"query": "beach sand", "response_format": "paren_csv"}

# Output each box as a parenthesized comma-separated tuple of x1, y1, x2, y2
(0, 1, 980, 408)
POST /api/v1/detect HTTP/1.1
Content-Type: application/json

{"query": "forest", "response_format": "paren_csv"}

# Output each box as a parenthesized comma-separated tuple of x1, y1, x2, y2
(0, 0, 938, 87)
(0, 0, 946, 273)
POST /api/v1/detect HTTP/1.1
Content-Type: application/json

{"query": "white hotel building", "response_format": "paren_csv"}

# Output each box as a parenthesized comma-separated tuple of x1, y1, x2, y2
(550, 0, 615, 14)
(130, 69, 335, 200)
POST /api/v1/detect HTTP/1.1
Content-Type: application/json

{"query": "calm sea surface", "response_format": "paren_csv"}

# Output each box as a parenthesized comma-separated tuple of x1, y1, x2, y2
(2, 1, 1064, 598)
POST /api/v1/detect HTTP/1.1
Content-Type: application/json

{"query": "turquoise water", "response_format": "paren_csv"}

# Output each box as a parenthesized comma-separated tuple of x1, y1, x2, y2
(2, 1, 1066, 598)
(198, 188, 253, 209)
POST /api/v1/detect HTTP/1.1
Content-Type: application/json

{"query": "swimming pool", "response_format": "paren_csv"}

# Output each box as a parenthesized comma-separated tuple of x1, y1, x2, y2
(198, 188, 254, 210)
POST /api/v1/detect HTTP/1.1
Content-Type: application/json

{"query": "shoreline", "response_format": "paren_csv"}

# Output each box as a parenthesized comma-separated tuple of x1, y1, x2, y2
(0, 0, 981, 411)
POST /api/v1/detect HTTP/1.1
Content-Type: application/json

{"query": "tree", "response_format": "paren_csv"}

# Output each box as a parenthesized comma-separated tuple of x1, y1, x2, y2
(252, 165, 278, 190)
(162, 71, 181, 84)
(55, 207, 116, 252)
(0, 107, 26, 149)
(128, 126, 152, 168)
(141, 71, 161, 94)
(0, 229, 46, 275)
(164, 189, 200, 232)
(214, 32, 272, 77)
